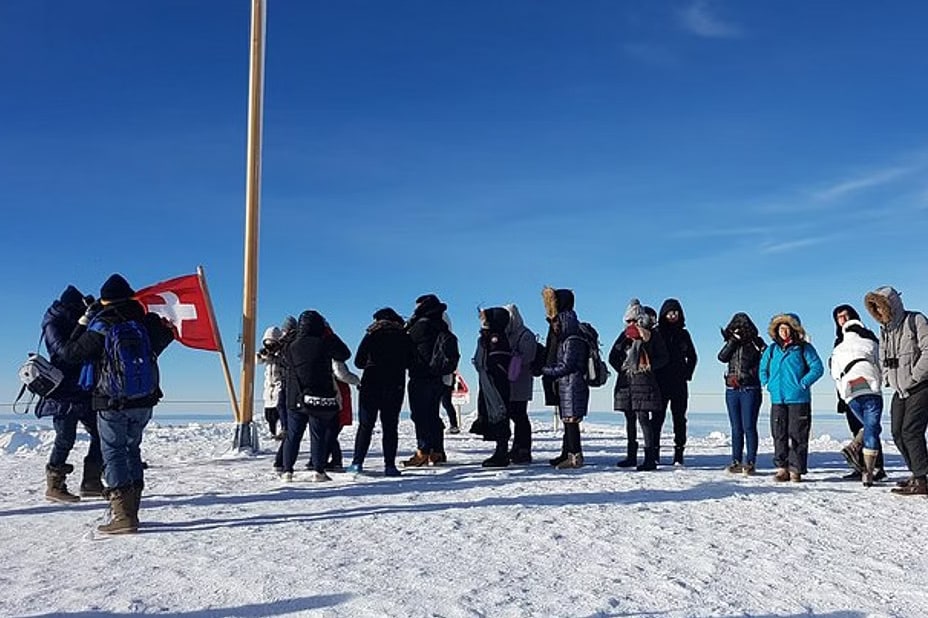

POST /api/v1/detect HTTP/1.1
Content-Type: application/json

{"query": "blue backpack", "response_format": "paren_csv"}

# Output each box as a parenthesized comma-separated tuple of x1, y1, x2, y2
(94, 320, 159, 408)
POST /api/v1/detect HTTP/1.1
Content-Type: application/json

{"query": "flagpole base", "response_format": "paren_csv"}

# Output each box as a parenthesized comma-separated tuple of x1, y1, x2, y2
(232, 422, 260, 453)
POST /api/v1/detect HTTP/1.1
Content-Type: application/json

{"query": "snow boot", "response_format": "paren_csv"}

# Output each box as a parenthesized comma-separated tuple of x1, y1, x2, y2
(841, 431, 864, 474)
(636, 447, 658, 472)
(45, 464, 80, 503)
(891, 476, 928, 496)
(509, 448, 533, 465)
(673, 446, 685, 466)
(402, 449, 430, 467)
(549, 431, 569, 467)
(773, 468, 790, 482)
(79, 459, 104, 498)
(482, 441, 510, 468)
(616, 442, 638, 468)
(555, 453, 584, 469)
(97, 487, 138, 535)
(862, 449, 878, 487)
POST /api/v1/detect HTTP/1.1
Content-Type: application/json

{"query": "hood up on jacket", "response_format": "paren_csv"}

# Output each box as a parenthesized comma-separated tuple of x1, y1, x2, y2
(723, 312, 759, 340)
(504, 304, 525, 336)
(658, 298, 686, 329)
(768, 313, 807, 343)
(831, 304, 861, 344)
(298, 310, 327, 336)
(262, 326, 281, 345)
(542, 286, 575, 319)
(865, 286, 906, 328)
(480, 307, 510, 333)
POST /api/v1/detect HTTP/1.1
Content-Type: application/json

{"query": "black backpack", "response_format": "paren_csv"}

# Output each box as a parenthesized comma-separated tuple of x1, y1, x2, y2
(429, 330, 460, 376)
(574, 322, 610, 387)
(530, 340, 547, 377)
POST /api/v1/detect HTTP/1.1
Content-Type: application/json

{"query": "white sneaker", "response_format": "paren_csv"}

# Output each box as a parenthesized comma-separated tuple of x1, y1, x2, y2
(280, 472, 293, 483)
(310, 471, 332, 482)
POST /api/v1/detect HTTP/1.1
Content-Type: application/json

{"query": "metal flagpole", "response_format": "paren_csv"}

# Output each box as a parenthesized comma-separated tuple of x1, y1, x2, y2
(234, 0, 266, 451)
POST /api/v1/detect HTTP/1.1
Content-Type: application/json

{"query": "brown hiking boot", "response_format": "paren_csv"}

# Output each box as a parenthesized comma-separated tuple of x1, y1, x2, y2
(725, 461, 743, 474)
(402, 449, 430, 468)
(45, 464, 80, 503)
(789, 471, 802, 483)
(742, 463, 756, 476)
(891, 476, 928, 496)
(773, 468, 790, 482)
(97, 487, 138, 535)
(555, 453, 584, 469)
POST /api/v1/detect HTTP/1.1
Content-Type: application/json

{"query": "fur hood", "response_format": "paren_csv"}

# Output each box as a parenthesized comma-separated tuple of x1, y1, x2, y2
(865, 286, 905, 328)
(768, 313, 807, 343)
(542, 286, 574, 319)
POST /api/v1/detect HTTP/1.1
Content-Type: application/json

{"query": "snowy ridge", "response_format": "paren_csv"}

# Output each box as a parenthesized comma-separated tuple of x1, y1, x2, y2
(0, 420, 921, 617)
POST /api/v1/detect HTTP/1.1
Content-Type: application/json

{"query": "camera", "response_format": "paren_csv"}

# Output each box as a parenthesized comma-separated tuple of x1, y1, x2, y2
(884, 357, 899, 369)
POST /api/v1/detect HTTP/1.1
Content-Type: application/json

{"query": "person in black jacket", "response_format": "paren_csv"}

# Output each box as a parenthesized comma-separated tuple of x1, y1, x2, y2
(471, 307, 513, 467)
(281, 310, 351, 482)
(404, 294, 454, 467)
(717, 312, 766, 475)
(348, 307, 413, 476)
(37, 285, 104, 503)
(59, 273, 174, 534)
(655, 298, 698, 466)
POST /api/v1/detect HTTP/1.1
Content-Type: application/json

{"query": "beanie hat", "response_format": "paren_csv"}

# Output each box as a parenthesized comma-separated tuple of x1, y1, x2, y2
(59, 284, 85, 308)
(624, 298, 642, 322)
(99, 273, 134, 302)
(373, 307, 404, 324)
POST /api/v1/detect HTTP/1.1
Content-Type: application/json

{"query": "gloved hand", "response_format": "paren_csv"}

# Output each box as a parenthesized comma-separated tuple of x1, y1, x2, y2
(78, 301, 103, 326)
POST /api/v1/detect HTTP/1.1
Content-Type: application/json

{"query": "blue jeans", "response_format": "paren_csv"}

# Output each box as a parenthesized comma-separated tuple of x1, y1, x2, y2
(49, 402, 102, 468)
(726, 387, 761, 464)
(283, 410, 309, 473)
(97, 407, 152, 488)
(848, 394, 883, 451)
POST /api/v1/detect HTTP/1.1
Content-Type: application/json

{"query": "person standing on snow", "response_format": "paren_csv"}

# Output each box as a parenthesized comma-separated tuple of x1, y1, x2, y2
(655, 298, 698, 466)
(504, 303, 537, 464)
(257, 326, 284, 439)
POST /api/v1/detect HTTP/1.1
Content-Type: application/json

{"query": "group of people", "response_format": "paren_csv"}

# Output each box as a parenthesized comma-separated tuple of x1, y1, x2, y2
(34, 279, 928, 539)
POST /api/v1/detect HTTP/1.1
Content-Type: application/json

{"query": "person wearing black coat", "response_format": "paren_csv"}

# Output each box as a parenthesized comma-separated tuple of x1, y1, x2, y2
(655, 298, 698, 466)
(471, 307, 513, 467)
(404, 293, 454, 467)
(59, 273, 175, 534)
(281, 310, 351, 481)
(349, 307, 413, 476)
(717, 312, 767, 475)
(609, 299, 669, 471)
(37, 285, 104, 503)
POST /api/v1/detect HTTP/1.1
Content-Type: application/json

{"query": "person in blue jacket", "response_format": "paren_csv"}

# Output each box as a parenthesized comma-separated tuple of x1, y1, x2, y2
(759, 313, 824, 482)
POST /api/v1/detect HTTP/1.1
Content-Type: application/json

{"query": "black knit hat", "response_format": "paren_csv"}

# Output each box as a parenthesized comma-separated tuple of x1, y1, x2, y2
(59, 285, 84, 308)
(99, 273, 135, 302)
(373, 307, 404, 324)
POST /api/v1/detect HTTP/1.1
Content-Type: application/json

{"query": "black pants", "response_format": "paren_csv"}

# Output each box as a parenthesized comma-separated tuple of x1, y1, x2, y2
(440, 384, 458, 428)
(622, 410, 637, 448)
(563, 421, 582, 454)
(890, 384, 928, 477)
(509, 400, 532, 452)
(636, 410, 661, 449)
(659, 385, 689, 449)
(408, 378, 444, 453)
(353, 383, 404, 467)
(770, 403, 811, 474)
(264, 407, 279, 436)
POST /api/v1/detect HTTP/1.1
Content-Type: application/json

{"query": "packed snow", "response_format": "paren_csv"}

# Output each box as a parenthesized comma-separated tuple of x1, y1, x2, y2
(0, 415, 925, 618)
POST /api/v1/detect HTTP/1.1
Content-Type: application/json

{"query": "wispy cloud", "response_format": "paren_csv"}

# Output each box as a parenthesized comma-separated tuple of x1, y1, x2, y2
(678, 1, 743, 39)
(759, 236, 830, 254)
(622, 43, 679, 68)
(812, 165, 920, 201)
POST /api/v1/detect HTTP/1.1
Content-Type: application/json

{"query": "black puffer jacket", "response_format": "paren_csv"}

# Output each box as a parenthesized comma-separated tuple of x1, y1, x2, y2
(284, 310, 351, 412)
(542, 309, 589, 420)
(717, 312, 766, 388)
(355, 317, 413, 390)
(406, 295, 448, 380)
(609, 326, 668, 413)
(474, 307, 512, 440)
(655, 298, 698, 397)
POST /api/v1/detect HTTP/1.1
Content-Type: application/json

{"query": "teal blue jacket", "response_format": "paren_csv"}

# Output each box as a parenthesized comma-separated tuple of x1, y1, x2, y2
(759, 341, 824, 404)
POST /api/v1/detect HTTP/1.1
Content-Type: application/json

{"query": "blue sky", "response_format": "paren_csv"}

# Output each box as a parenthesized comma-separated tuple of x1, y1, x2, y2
(3, 1, 928, 416)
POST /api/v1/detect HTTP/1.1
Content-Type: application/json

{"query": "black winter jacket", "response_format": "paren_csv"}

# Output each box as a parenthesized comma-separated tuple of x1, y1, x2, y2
(355, 320, 413, 390)
(717, 312, 766, 388)
(407, 311, 447, 381)
(655, 299, 698, 396)
(609, 327, 669, 413)
(284, 311, 351, 412)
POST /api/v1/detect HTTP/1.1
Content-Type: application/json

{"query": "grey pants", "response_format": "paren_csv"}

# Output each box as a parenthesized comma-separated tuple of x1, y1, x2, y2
(770, 403, 811, 474)
(890, 383, 928, 478)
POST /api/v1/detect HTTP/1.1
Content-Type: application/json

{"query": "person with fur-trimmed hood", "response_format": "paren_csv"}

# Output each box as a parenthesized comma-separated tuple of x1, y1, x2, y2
(829, 308, 885, 486)
(471, 307, 513, 467)
(655, 298, 698, 466)
(541, 287, 589, 469)
(609, 299, 670, 471)
(405, 293, 458, 467)
(759, 313, 824, 483)
(504, 303, 537, 464)
(257, 326, 284, 439)
(864, 286, 928, 495)
(348, 307, 413, 476)
(717, 312, 767, 475)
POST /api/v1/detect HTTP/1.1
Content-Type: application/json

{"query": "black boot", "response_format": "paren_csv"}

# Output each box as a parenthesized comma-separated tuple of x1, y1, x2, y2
(636, 447, 658, 472)
(483, 440, 510, 468)
(549, 431, 569, 467)
(616, 442, 638, 468)
(80, 458, 104, 498)
(673, 446, 685, 466)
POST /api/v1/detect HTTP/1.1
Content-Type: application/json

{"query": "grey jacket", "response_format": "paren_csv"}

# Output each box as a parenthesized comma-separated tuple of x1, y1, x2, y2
(504, 304, 536, 402)
(865, 286, 928, 398)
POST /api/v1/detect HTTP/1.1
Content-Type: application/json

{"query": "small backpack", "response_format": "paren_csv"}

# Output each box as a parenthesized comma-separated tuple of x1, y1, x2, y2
(95, 320, 160, 408)
(13, 333, 64, 415)
(576, 322, 610, 387)
(429, 329, 460, 377)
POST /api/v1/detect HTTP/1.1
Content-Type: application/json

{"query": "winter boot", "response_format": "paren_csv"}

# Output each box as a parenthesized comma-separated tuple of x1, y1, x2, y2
(773, 468, 790, 482)
(636, 447, 658, 472)
(862, 449, 878, 488)
(549, 431, 570, 467)
(673, 446, 685, 466)
(616, 442, 638, 468)
(555, 453, 584, 469)
(97, 487, 138, 535)
(482, 441, 510, 468)
(79, 459, 105, 498)
(509, 448, 533, 465)
(891, 476, 928, 496)
(45, 464, 80, 503)
(841, 431, 864, 474)
(402, 449, 430, 468)
(873, 447, 887, 482)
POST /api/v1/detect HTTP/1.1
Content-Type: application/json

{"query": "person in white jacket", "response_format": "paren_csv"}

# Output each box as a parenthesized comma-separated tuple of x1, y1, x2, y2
(257, 326, 284, 439)
(830, 315, 884, 486)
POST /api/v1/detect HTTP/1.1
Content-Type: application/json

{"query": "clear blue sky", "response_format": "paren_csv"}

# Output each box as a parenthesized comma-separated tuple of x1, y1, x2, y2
(3, 1, 928, 416)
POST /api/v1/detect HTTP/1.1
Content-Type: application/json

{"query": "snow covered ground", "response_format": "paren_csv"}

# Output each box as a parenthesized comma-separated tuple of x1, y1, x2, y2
(1, 417, 925, 618)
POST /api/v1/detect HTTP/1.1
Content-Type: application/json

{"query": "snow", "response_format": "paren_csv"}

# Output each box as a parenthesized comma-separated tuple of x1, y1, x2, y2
(0, 418, 925, 618)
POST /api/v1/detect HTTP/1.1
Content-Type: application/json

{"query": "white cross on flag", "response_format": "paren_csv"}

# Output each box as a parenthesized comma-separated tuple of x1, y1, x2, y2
(135, 274, 220, 351)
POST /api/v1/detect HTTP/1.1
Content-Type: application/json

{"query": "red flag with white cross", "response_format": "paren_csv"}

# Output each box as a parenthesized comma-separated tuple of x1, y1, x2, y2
(135, 274, 220, 351)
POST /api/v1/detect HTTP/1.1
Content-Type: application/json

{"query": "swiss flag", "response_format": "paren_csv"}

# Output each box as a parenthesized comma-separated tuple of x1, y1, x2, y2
(135, 274, 220, 351)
